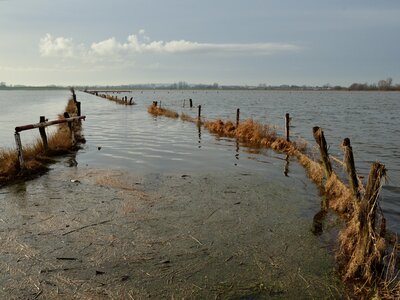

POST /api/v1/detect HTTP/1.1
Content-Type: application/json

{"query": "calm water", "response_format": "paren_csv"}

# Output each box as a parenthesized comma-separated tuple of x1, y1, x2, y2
(0, 90, 399, 232)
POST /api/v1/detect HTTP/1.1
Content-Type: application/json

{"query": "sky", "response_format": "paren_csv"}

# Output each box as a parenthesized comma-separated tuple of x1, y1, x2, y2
(1, 0, 400, 86)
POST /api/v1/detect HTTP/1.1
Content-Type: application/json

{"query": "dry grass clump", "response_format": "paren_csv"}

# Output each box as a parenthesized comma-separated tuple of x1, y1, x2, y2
(204, 119, 236, 137)
(204, 118, 278, 147)
(296, 152, 325, 187)
(236, 119, 277, 146)
(147, 105, 179, 118)
(325, 173, 354, 214)
(180, 113, 196, 123)
(0, 97, 84, 186)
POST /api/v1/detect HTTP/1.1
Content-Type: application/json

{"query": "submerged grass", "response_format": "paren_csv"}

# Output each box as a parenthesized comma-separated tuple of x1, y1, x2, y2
(0, 98, 84, 186)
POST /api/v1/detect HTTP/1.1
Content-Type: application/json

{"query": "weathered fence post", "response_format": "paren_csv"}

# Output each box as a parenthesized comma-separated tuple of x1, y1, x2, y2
(14, 132, 24, 170)
(198, 105, 202, 122)
(363, 162, 386, 230)
(189, 99, 193, 108)
(313, 126, 332, 178)
(38, 116, 48, 150)
(285, 113, 290, 142)
(64, 112, 76, 145)
(76, 102, 81, 117)
(343, 138, 360, 200)
(346, 162, 386, 279)
(236, 108, 240, 128)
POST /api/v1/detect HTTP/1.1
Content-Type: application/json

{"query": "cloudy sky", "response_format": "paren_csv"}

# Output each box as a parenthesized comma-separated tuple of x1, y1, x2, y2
(1, 0, 399, 86)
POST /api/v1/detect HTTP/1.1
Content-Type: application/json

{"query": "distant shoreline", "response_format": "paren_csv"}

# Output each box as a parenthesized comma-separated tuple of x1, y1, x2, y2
(1, 86, 400, 92)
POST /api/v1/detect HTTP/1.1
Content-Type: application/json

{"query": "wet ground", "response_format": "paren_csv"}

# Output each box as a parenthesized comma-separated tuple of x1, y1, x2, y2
(0, 157, 344, 299)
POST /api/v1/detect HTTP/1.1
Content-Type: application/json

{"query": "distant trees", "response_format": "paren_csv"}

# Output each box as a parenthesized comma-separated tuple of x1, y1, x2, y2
(348, 78, 399, 91)
(377, 77, 392, 90)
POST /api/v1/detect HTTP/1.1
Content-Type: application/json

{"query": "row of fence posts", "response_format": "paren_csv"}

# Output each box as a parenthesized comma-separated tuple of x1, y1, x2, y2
(14, 94, 85, 171)
(192, 101, 385, 253)
(186, 101, 384, 240)
(312, 125, 386, 244)
(192, 103, 292, 143)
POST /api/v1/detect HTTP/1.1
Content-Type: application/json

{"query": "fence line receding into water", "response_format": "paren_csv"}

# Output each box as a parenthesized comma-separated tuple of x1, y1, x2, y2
(146, 100, 399, 299)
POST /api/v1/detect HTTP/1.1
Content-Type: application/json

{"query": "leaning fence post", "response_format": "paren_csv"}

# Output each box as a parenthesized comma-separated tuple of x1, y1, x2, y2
(285, 113, 290, 142)
(343, 138, 360, 200)
(313, 126, 332, 178)
(14, 132, 24, 170)
(38, 116, 48, 150)
(236, 108, 240, 128)
(198, 105, 202, 122)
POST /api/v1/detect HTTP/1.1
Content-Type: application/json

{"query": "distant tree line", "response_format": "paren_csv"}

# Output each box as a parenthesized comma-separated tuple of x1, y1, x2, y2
(1, 78, 400, 91)
(348, 77, 400, 91)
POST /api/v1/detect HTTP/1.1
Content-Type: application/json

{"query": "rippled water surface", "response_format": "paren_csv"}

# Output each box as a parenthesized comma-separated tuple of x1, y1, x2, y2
(0, 90, 399, 232)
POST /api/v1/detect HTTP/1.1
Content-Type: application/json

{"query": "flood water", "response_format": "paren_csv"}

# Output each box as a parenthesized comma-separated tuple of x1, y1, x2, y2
(0, 89, 399, 232)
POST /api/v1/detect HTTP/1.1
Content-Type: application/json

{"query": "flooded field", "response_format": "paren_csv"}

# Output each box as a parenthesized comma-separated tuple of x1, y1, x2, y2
(0, 162, 343, 299)
(0, 89, 399, 298)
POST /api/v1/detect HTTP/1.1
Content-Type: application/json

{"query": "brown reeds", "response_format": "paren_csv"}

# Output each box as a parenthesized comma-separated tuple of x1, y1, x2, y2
(180, 113, 196, 123)
(0, 98, 84, 186)
(147, 104, 179, 118)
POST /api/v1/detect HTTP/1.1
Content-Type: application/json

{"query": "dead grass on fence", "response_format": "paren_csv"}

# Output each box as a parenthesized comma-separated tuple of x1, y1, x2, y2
(0, 98, 83, 186)
(296, 153, 325, 187)
(325, 174, 354, 214)
(180, 113, 196, 123)
(147, 105, 179, 118)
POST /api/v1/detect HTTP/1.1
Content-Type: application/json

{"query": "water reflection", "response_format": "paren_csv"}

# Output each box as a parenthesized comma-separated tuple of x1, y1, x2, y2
(284, 155, 290, 177)
(197, 123, 202, 149)
(10, 181, 28, 209)
(235, 139, 240, 160)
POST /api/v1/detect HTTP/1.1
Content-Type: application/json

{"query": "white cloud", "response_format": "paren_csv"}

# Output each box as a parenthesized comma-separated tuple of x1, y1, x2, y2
(39, 31, 301, 61)
(39, 34, 75, 57)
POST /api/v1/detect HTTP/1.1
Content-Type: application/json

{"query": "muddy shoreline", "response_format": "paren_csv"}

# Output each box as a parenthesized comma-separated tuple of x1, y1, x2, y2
(0, 158, 344, 299)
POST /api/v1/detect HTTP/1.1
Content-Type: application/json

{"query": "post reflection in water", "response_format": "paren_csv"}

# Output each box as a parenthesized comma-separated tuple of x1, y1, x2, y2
(234, 139, 239, 166)
(197, 123, 201, 149)
(284, 154, 289, 177)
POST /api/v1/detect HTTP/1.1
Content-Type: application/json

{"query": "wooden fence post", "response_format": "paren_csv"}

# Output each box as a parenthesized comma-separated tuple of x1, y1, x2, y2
(71, 88, 77, 103)
(343, 138, 360, 200)
(189, 99, 193, 108)
(347, 162, 387, 279)
(285, 113, 290, 142)
(38, 116, 48, 150)
(236, 108, 240, 128)
(14, 132, 24, 170)
(363, 162, 386, 230)
(313, 126, 332, 178)
(76, 102, 81, 116)
(64, 112, 76, 145)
